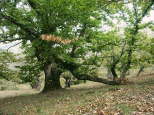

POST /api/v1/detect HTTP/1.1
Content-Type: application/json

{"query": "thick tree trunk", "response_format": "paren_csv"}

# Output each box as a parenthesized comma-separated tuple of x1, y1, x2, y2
(42, 63, 62, 92)
(50, 71, 61, 89)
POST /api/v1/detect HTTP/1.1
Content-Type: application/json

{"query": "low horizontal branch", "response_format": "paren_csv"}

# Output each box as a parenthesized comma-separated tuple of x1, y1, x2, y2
(73, 73, 120, 85)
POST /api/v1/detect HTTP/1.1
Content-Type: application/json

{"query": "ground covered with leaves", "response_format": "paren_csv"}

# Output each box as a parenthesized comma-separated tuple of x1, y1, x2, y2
(0, 74, 154, 115)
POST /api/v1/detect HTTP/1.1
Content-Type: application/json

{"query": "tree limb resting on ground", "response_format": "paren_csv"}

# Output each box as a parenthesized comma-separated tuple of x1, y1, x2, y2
(72, 72, 120, 85)
(54, 55, 120, 85)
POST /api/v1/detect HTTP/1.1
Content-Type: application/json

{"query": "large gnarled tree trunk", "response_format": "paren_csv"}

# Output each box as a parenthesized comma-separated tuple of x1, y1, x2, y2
(43, 63, 62, 92)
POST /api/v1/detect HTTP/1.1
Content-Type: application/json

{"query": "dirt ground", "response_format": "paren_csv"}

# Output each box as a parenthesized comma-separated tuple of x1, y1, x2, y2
(0, 89, 39, 99)
(0, 83, 40, 99)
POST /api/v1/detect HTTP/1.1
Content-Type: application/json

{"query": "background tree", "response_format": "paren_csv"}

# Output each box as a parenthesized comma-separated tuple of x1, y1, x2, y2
(96, 0, 154, 82)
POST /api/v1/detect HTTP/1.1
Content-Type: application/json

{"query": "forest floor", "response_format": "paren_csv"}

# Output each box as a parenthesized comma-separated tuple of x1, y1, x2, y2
(0, 73, 154, 115)
(0, 81, 39, 99)
(0, 89, 39, 99)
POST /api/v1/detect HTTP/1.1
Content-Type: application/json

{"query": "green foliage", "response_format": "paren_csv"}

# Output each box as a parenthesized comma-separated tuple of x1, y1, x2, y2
(98, 0, 154, 78)
(0, 50, 19, 82)
(18, 58, 42, 87)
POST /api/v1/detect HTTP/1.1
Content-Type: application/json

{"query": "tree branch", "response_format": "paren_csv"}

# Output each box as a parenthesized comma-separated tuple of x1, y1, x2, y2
(54, 54, 120, 85)
(72, 72, 119, 85)
(137, 0, 154, 24)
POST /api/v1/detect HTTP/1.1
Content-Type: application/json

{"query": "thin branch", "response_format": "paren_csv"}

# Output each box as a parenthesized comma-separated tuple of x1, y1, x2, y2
(97, 42, 119, 48)
(141, 0, 154, 18)
(137, 0, 154, 24)
(101, 0, 131, 9)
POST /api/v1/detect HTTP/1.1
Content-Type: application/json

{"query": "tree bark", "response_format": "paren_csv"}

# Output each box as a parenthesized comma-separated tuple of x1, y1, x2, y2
(42, 63, 62, 92)
(110, 65, 118, 80)
(55, 56, 121, 85)
(107, 68, 113, 79)
(137, 65, 144, 77)
(72, 72, 120, 85)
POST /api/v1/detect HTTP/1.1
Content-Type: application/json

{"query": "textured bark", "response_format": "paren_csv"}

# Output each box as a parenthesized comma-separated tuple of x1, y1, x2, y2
(120, 42, 134, 79)
(110, 65, 118, 80)
(42, 63, 62, 92)
(55, 56, 121, 85)
(65, 79, 71, 88)
(107, 68, 113, 79)
(137, 66, 144, 77)
(72, 72, 120, 85)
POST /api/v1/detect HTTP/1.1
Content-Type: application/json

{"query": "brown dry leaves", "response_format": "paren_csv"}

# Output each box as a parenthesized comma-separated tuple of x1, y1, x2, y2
(40, 34, 77, 44)
(69, 75, 154, 115)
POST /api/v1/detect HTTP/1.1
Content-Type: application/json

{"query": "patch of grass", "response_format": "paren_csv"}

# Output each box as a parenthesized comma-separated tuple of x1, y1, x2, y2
(116, 104, 135, 115)
(108, 85, 121, 91)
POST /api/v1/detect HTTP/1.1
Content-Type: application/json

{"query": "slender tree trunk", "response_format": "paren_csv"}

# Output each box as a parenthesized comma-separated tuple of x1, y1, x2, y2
(43, 63, 62, 92)
(120, 56, 132, 83)
(120, 68, 128, 80)
(110, 65, 118, 81)
(120, 59, 131, 80)
(107, 67, 113, 80)
(137, 65, 144, 77)
(120, 33, 135, 80)
(120, 25, 137, 80)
